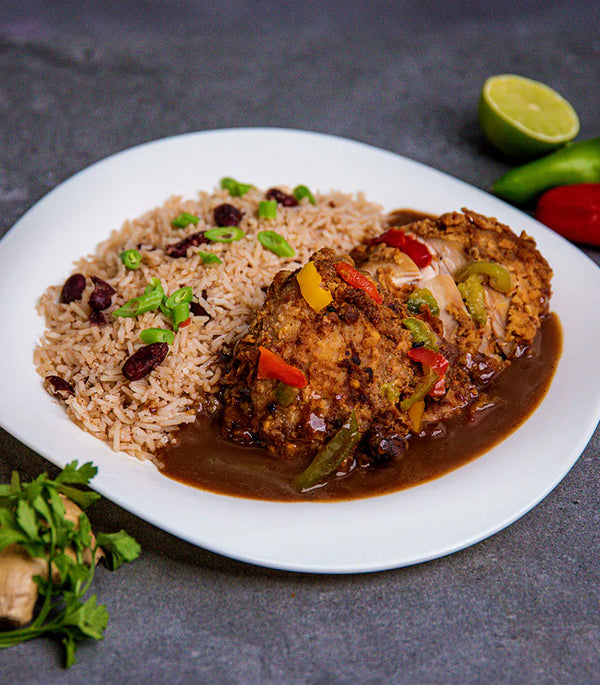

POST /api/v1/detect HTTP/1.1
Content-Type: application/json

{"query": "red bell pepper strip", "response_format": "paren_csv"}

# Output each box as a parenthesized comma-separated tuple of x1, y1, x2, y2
(407, 346, 449, 397)
(370, 228, 432, 268)
(257, 346, 308, 389)
(535, 183, 600, 246)
(335, 261, 383, 303)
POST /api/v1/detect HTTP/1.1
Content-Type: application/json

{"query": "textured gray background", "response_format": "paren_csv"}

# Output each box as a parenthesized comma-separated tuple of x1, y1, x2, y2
(1, 1, 599, 683)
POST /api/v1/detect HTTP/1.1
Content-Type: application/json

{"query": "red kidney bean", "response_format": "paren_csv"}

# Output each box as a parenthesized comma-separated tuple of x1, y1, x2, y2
(59, 274, 86, 303)
(89, 276, 115, 311)
(266, 188, 298, 207)
(89, 310, 107, 326)
(44, 375, 75, 399)
(165, 231, 208, 258)
(122, 342, 169, 381)
(213, 203, 242, 227)
(190, 300, 212, 320)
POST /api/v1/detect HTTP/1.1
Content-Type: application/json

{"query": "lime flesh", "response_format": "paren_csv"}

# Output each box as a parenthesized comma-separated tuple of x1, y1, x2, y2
(479, 74, 579, 159)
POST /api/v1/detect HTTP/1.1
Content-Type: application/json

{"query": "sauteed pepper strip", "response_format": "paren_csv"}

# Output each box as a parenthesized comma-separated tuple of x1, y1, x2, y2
(335, 261, 382, 303)
(296, 261, 333, 312)
(370, 228, 432, 268)
(295, 410, 361, 491)
(454, 261, 512, 293)
(257, 346, 308, 389)
(400, 347, 449, 410)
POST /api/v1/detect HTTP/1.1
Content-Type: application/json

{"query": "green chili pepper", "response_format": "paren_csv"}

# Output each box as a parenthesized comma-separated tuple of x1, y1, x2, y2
(198, 250, 223, 265)
(220, 177, 253, 197)
(165, 286, 193, 309)
(119, 249, 142, 270)
(492, 137, 600, 204)
(400, 369, 439, 411)
(171, 212, 200, 228)
(406, 288, 440, 316)
(140, 328, 175, 345)
(402, 317, 438, 350)
(257, 230, 295, 257)
(170, 302, 190, 331)
(294, 410, 361, 492)
(457, 274, 487, 325)
(258, 200, 278, 220)
(454, 261, 512, 294)
(204, 226, 245, 242)
(293, 184, 316, 205)
(274, 382, 298, 407)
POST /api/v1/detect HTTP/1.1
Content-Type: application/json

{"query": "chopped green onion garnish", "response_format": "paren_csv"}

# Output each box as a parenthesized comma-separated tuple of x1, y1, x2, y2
(220, 177, 253, 197)
(170, 302, 190, 331)
(204, 226, 245, 242)
(258, 200, 277, 220)
(258, 230, 295, 258)
(165, 286, 193, 309)
(119, 249, 142, 270)
(113, 288, 163, 318)
(171, 212, 200, 228)
(198, 250, 223, 265)
(293, 185, 316, 205)
(144, 277, 165, 297)
(140, 328, 175, 345)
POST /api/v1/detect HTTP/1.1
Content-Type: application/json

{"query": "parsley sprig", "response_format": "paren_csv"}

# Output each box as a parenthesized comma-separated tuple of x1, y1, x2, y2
(0, 461, 140, 667)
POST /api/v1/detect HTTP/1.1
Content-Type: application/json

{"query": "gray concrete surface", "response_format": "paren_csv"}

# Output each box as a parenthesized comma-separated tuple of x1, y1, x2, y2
(1, 1, 599, 682)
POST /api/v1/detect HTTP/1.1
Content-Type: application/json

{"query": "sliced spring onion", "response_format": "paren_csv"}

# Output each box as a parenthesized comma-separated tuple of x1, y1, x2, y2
(257, 230, 295, 257)
(258, 200, 277, 220)
(170, 302, 190, 331)
(165, 286, 193, 309)
(198, 250, 223, 265)
(171, 212, 200, 228)
(220, 177, 253, 197)
(294, 411, 361, 492)
(140, 328, 175, 345)
(113, 288, 163, 318)
(119, 249, 142, 270)
(204, 226, 245, 242)
(293, 184, 316, 205)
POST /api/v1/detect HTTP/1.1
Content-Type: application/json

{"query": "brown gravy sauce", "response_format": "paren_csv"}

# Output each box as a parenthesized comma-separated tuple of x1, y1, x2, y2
(157, 314, 562, 502)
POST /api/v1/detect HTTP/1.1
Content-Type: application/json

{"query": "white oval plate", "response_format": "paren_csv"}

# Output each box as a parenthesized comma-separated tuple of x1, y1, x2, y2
(1, 128, 599, 574)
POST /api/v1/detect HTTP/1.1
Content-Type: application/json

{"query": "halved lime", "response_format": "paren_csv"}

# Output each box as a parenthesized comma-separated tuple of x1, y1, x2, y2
(478, 74, 580, 159)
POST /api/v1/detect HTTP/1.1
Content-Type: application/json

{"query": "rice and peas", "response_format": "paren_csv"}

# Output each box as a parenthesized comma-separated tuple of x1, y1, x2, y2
(34, 181, 385, 459)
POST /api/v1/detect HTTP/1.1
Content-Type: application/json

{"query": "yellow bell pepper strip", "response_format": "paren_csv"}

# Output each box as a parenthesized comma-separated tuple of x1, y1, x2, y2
(335, 261, 382, 303)
(294, 410, 361, 491)
(407, 400, 425, 433)
(406, 288, 440, 316)
(457, 274, 487, 325)
(296, 261, 333, 312)
(402, 317, 438, 350)
(257, 346, 308, 389)
(454, 261, 512, 294)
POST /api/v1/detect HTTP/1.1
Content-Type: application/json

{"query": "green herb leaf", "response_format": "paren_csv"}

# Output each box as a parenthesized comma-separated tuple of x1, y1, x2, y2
(96, 530, 142, 570)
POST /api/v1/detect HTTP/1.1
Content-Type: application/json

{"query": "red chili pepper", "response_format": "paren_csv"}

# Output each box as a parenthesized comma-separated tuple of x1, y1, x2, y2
(370, 228, 432, 268)
(407, 346, 449, 396)
(335, 261, 383, 304)
(257, 346, 308, 389)
(178, 317, 192, 328)
(535, 184, 600, 246)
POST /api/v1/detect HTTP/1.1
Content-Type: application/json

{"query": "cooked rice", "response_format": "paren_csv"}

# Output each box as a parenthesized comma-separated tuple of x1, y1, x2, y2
(34, 185, 385, 460)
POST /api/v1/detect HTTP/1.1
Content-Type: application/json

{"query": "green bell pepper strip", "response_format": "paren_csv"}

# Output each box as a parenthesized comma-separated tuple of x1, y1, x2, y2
(274, 382, 298, 407)
(399, 369, 439, 411)
(406, 288, 440, 316)
(294, 411, 361, 491)
(454, 261, 512, 294)
(457, 274, 487, 325)
(402, 317, 438, 350)
(492, 137, 600, 204)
